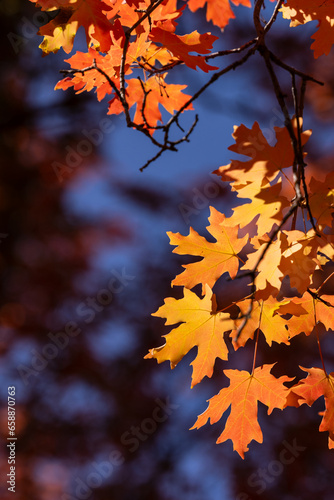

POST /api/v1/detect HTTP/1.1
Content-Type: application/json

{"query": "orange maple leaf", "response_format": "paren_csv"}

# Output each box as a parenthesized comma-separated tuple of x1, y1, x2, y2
(214, 121, 311, 189)
(149, 28, 218, 72)
(55, 32, 152, 101)
(107, 74, 193, 130)
(277, 292, 334, 337)
(288, 367, 334, 449)
(168, 206, 248, 294)
(242, 229, 321, 295)
(308, 171, 334, 229)
(116, 0, 182, 33)
(191, 364, 292, 458)
(30, 0, 118, 55)
(281, 0, 334, 58)
(186, 0, 251, 30)
(145, 285, 235, 387)
(142, 44, 178, 67)
(317, 233, 334, 266)
(55, 47, 122, 101)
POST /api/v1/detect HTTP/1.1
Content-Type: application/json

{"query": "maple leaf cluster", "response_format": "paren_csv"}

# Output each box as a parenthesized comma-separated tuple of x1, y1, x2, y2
(30, 0, 334, 457)
(146, 118, 334, 457)
(30, 0, 222, 133)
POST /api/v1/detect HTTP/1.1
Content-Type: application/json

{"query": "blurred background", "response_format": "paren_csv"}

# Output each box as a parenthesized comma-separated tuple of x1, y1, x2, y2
(1, 1, 334, 499)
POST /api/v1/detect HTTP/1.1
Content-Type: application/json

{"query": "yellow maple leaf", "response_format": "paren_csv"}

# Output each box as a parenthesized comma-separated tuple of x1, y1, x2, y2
(145, 285, 235, 387)
(279, 230, 320, 292)
(232, 296, 291, 348)
(31, 0, 117, 55)
(224, 180, 290, 237)
(242, 233, 288, 292)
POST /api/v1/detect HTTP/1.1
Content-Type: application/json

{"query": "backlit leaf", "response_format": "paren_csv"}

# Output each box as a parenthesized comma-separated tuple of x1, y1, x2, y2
(168, 207, 248, 294)
(191, 364, 292, 458)
(145, 285, 235, 387)
(288, 367, 334, 449)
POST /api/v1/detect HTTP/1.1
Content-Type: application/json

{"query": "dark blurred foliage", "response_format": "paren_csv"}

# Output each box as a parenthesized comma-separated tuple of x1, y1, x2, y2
(1, 2, 334, 500)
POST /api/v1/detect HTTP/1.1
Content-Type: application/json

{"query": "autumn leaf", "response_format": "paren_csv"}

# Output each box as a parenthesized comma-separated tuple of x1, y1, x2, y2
(168, 206, 248, 294)
(55, 32, 152, 101)
(214, 121, 311, 190)
(142, 44, 178, 67)
(145, 285, 235, 387)
(277, 292, 334, 337)
(317, 233, 334, 266)
(242, 229, 321, 295)
(191, 364, 292, 458)
(232, 296, 291, 348)
(281, 0, 334, 58)
(288, 367, 334, 449)
(107, 74, 193, 130)
(242, 233, 289, 293)
(186, 0, 251, 30)
(224, 180, 290, 237)
(149, 28, 218, 72)
(279, 230, 320, 293)
(117, 0, 182, 33)
(30, 0, 118, 55)
(55, 47, 121, 101)
(308, 171, 334, 229)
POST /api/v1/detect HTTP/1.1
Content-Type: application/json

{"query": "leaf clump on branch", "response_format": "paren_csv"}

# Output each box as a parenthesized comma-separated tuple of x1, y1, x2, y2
(31, 0, 334, 456)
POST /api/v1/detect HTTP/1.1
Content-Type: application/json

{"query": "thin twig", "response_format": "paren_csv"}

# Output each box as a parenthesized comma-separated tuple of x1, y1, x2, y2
(307, 288, 334, 308)
(269, 51, 324, 86)
(291, 75, 319, 233)
(205, 38, 257, 60)
(120, 0, 166, 103)
(137, 76, 154, 129)
(140, 114, 199, 171)
(60, 61, 123, 103)
(263, 0, 284, 33)
(140, 46, 258, 169)
(165, 46, 257, 132)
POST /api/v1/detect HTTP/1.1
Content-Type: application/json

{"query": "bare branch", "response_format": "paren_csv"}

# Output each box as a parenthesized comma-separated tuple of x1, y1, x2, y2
(269, 51, 324, 86)
(263, 0, 284, 33)
(205, 38, 257, 60)
(307, 289, 334, 309)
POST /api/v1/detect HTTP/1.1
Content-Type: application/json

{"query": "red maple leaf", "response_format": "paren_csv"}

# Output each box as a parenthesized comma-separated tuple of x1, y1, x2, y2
(108, 74, 193, 131)
(149, 28, 218, 72)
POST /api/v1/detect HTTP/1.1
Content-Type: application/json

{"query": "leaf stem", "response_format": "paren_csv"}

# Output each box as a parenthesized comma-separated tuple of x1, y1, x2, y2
(313, 299, 327, 376)
(251, 301, 263, 374)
